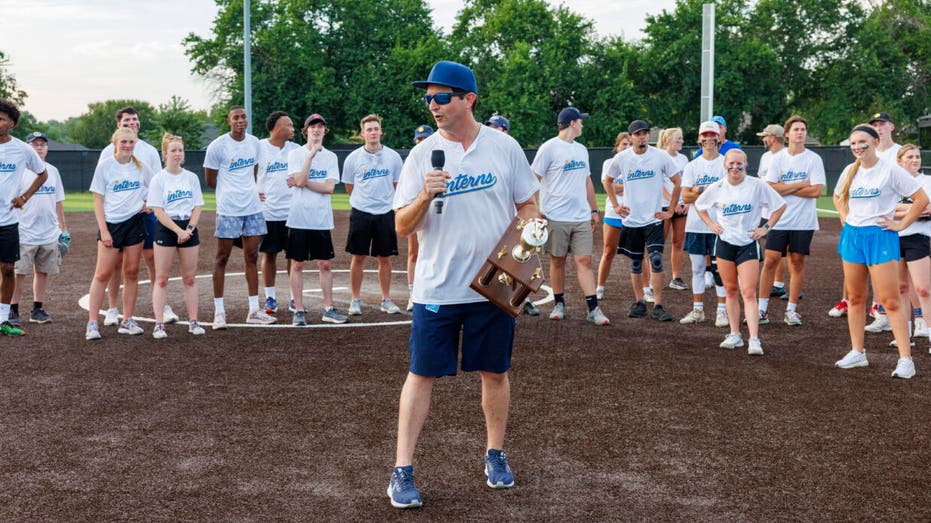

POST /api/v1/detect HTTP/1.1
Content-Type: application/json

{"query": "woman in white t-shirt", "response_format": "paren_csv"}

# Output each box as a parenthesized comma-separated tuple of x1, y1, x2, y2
(85, 127, 150, 340)
(595, 132, 631, 299)
(658, 127, 690, 290)
(832, 125, 927, 378)
(148, 134, 206, 339)
(893, 144, 931, 350)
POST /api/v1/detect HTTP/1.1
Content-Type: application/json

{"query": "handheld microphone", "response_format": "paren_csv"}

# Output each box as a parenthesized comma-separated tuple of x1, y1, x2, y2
(431, 150, 445, 214)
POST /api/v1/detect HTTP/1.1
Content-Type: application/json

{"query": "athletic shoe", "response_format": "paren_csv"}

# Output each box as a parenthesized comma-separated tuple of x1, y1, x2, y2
(264, 296, 278, 314)
(669, 277, 689, 291)
(643, 287, 655, 303)
(104, 307, 120, 326)
(348, 299, 362, 316)
(651, 304, 673, 321)
(30, 308, 52, 324)
(152, 323, 167, 339)
(406, 298, 414, 312)
(288, 299, 308, 313)
(704, 271, 714, 288)
(828, 299, 848, 318)
(212, 312, 228, 330)
(784, 310, 803, 326)
(292, 310, 307, 326)
(628, 300, 647, 318)
(586, 306, 610, 326)
(246, 309, 276, 324)
(1, 320, 24, 336)
(869, 303, 881, 319)
(759, 311, 769, 325)
(780, 291, 802, 301)
(387, 465, 423, 509)
(381, 299, 402, 314)
(889, 338, 915, 348)
(85, 321, 101, 340)
(549, 302, 565, 320)
(679, 309, 705, 324)
(865, 314, 891, 333)
(715, 309, 729, 328)
(914, 317, 929, 338)
(892, 357, 916, 379)
(769, 286, 786, 298)
(748, 337, 764, 356)
(485, 449, 515, 489)
(118, 318, 144, 335)
(522, 300, 540, 317)
(835, 349, 868, 369)
(720, 332, 744, 350)
(322, 306, 349, 324)
(163, 305, 179, 324)
(188, 320, 206, 335)
(595, 285, 605, 300)
(8, 309, 21, 328)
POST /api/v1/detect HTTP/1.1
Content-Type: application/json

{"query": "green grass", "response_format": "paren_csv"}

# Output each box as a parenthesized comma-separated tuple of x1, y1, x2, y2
(63, 192, 352, 213)
(593, 194, 839, 217)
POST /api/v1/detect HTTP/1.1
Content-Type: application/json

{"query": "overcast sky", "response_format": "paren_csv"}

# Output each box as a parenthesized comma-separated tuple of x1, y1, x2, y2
(2, 0, 675, 121)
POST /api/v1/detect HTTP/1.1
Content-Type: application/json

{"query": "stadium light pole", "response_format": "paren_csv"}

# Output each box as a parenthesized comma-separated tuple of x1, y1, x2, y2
(244, 0, 253, 134)
(700, 3, 715, 122)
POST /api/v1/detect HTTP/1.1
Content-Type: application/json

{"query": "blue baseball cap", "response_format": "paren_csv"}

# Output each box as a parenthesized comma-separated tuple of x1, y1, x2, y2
(414, 124, 434, 140)
(711, 115, 727, 128)
(412, 61, 477, 93)
(558, 107, 589, 126)
(486, 115, 510, 131)
(26, 131, 49, 143)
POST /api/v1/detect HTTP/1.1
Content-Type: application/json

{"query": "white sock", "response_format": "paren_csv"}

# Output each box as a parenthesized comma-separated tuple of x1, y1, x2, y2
(265, 286, 276, 300)
(787, 302, 797, 312)
(248, 295, 260, 312)
(717, 302, 726, 311)
(759, 298, 769, 312)
(693, 302, 704, 311)
(0, 303, 8, 323)
(774, 281, 785, 289)
(214, 297, 225, 313)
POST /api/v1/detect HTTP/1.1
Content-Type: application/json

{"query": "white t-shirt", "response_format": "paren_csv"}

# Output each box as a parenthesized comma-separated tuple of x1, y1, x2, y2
(204, 133, 262, 216)
(757, 149, 779, 179)
(19, 162, 65, 245)
(89, 156, 150, 223)
(0, 137, 46, 227)
(602, 157, 624, 221)
(681, 155, 726, 233)
(393, 125, 539, 305)
(606, 146, 679, 228)
(531, 136, 592, 222)
(99, 139, 162, 178)
(877, 143, 902, 164)
(341, 145, 403, 215)
(695, 176, 786, 246)
(286, 146, 340, 230)
(900, 174, 931, 237)
(663, 152, 689, 206)
(764, 148, 825, 230)
(834, 159, 922, 227)
(258, 139, 301, 221)
(147, 169, 205, 219)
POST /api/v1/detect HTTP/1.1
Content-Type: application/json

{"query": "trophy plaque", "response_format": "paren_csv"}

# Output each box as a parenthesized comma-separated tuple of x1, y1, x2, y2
(470, 216, 548, 317)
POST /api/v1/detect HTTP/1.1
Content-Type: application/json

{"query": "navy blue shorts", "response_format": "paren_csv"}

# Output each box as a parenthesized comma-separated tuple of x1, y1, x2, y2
(143, 212, 157, 249)
(685, 232, 716, 256)
(409, 301, 515, 377)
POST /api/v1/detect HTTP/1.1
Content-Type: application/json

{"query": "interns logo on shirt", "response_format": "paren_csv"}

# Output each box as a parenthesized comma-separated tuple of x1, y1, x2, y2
(360, 168, 390, 181)
(112, 179, 141, 192)
(626, 169, 655, 181)
(694, 174, 720, 186)
(444, 171, 497, 197)
(850, 187, 882, 199)
(721, 202, 753, 216)
(0, 162, 16, 174)
(308, 168, 329, 180)
(166, 189, 193, 203)
(265, 161, 288, 174)
(228, 157, 256, 172)
(34, 185, 57, 195)
(563, 159, 587, 171)
(779, 170, 808, 182)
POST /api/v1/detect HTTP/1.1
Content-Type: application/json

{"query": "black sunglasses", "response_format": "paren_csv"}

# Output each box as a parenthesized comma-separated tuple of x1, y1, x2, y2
(424, 91, 468, 106)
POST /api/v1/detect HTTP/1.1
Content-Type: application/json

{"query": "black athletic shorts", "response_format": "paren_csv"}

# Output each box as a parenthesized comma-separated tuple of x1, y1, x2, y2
(618, 221, 665, 259)
(288, 229, 335, 262)
(260, 220, 289, 254)
(154, 219, 200, 248)
(765, 229, 814, 256)
(345, 208, 398, 257)
(99, 212, 146, 250)
(0, 223, 20, 263)
(900, 233, 931, 262)
(713, 238, 763, 266)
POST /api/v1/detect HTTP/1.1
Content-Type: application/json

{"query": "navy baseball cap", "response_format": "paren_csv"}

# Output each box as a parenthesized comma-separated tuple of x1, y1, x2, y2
(412, 61, 477, 93)
(870, 111, 893, 124)
(26, 131, 49, 143)
(628, 120, 650, 134)
(557, 107, 588, 126)
(304, 113, 326, 126)
(486, 115, 510, 131)
(413, 124, 434, 140)
(711, 115, 727, 128)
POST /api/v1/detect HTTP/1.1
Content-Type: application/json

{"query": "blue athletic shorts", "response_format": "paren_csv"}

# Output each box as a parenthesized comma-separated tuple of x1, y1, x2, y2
(409, 301, 515, 377)
(604, 217, 623, 229)
(143, 212, 157, 249)
(215, 212, 267, 239)
(685, 232, 716, 256)
(838, 224, 900, 266)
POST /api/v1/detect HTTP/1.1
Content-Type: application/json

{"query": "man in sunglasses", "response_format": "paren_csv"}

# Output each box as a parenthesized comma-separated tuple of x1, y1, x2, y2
(387, 60, 540, 509)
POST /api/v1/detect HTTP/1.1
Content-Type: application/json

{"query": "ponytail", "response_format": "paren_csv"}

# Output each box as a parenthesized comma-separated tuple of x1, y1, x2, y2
(839, 160, 861, 209)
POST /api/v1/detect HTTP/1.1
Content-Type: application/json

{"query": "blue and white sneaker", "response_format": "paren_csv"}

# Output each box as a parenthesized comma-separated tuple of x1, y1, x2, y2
(484, 449, 515, 489)
(288, 299, 307, 313)
(264, 296, 278, 314)
(387, 465, 422, 509)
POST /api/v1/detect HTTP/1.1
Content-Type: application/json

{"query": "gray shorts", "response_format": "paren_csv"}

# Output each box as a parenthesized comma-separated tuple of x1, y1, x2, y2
(545, 220, 593, 257)
(215, 212, 267, 239)
(15, 242, 61, 275)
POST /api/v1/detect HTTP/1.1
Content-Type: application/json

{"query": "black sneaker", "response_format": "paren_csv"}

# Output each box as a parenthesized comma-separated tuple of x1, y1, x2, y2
(780, 291, 803, 301)
(522, 301, 540, 317)
(628, 300, 647, 318)
(30, 308, 52, 324)
(769, 286, 787, 298)
(8, 309, 21, 328)
(669, 277, 689, 291)
(652, 304, 673, 321)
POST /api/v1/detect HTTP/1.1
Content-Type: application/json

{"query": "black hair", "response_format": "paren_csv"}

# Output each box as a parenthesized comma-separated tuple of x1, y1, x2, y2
(0, 99, 21, 124)
(228, 105, 245, 115)
(265, 111, 290, 132)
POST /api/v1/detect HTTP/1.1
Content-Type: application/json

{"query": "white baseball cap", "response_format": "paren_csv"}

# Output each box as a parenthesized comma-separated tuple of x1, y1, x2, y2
(698, 121, 721, 135)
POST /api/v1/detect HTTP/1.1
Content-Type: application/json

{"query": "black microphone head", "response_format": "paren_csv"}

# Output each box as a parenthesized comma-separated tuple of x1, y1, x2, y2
(431, 150, 445, 170)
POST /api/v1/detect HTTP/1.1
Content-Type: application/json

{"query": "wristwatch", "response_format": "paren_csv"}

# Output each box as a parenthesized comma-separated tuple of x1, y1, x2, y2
(762, 223, 771, 232)
(591, 209, 599, 214)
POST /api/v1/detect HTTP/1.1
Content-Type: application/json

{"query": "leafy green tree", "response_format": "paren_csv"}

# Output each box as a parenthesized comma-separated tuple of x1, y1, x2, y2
(0, 50, 26, 106)
(149, 95, 208, 149)
(70, 100, 157, 149)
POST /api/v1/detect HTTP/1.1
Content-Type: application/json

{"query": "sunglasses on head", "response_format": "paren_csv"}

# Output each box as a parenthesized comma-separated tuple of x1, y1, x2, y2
(425, 91, 468, 106)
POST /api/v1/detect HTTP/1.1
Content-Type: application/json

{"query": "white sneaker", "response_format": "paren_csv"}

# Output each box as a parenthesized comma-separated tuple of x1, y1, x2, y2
(891, 357, 916, 379)
(720, 332, 744, 349)
(549, 302, 565, 320)
(643, 287, 655, 303)
(104, 307, 120, 326)
(704, 271, 715, 288)
(246, 309, 277, 324)
(835, 349, 868, 369)
(381, 299, 402, 314)
(163, 305, 179, 324)
(406, 298, 414, 312)
(865, 314, 891, 333)
(212, 312, 228, 330)
(914, 317, 928, 337)
(679, 309, 705, 324)
(715, 309, 728, 328)
(188, 320, 206, 335)
(348, 299, 362, 316)
(595, 286, 605, 300)
(152, 323, 168, 339)
(117, 318, 144, 335)
(784, 310, 802, 326)
(747, 337, 763, 356)
(586, 306, 610, 326)
(889, 338, 915, 348)
(85, 321, 102, 341)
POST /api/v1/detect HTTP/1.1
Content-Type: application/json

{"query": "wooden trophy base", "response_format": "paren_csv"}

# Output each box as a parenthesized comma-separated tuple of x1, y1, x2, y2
(470, 216, 546, 317)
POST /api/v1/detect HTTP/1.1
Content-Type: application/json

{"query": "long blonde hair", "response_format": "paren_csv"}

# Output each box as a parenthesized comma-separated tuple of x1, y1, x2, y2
(657, 127, 682, 150)
(111, 127, 142, 170)
(838, 124, 880, 208)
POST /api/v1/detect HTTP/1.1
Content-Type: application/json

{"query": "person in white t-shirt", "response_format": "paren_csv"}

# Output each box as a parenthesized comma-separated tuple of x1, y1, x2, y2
(147, 134, 206, 339)
(204, 105, 275, 328)
(606, 119, 681, 321)
(0, 101, 49, 337)
(832, 124, 927, 379)
(342, 114, 404, 316)
(596, 132, 631, 300)
(11, 132, 66, 327)
(755, 123, 792, 301)
(256, 111, 300, 315)
(757, 115, 825, 327)
(96, 106, 179, 326)
(533, 107, 608, 325)
(85, 127, 151, 340)
(387, 60, 540, 509)
(403, 124, 435, 313)
(657, 127, 689, 291)
(284, 114, 348, 326)
(696, 149, 786, 355)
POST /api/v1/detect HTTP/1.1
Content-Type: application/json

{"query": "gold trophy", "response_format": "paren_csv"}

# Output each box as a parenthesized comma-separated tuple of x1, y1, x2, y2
(470, 216, 548, 317)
